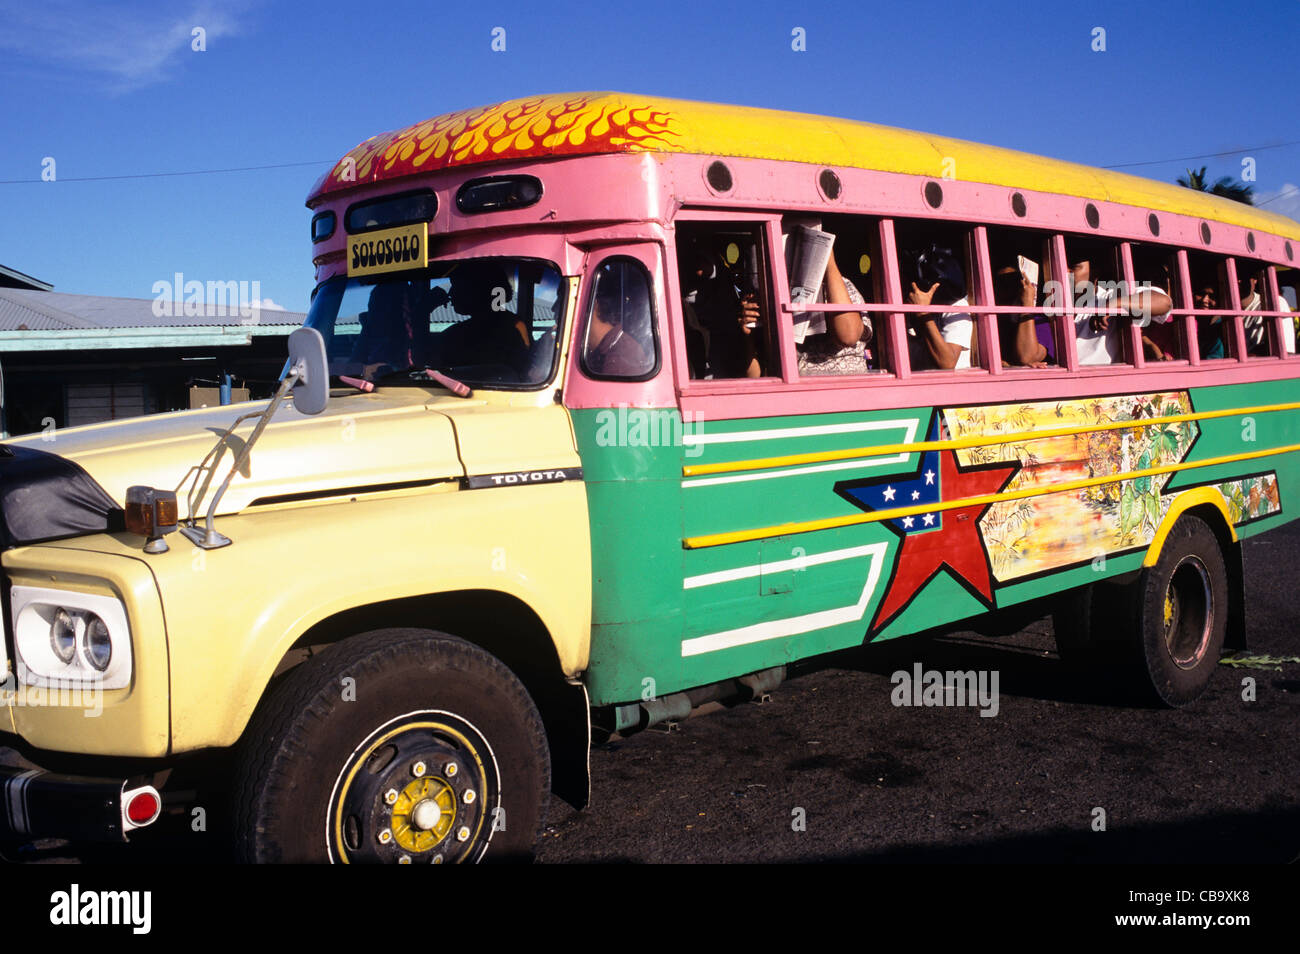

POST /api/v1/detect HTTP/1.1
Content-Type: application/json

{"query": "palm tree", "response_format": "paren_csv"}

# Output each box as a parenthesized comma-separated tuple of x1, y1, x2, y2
(1177, 166, 1254, 205)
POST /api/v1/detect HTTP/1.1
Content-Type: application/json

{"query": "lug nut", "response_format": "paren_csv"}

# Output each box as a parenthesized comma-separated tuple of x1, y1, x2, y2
(412, 761, 426, 777)
(378, 828, 393, 845)
(462, 789, 476, 805)
(432, 854, 444, 864)
(398, 854, 412, 864)
(384, 788, 399, 805)
(456, 826, 470, 842)
(444, 762, 458, 778)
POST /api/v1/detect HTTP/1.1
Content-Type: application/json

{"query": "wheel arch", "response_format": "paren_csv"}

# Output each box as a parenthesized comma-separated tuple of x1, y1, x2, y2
(270, 590, 591, 810)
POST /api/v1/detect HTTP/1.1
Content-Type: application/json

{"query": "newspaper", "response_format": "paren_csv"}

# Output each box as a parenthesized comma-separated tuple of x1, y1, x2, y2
(786, 225, 836, 343)
(1017, 254, 1040, 288)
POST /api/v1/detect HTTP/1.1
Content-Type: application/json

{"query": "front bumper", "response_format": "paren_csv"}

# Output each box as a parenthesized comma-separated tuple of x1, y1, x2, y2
(0, 764, 161, 843)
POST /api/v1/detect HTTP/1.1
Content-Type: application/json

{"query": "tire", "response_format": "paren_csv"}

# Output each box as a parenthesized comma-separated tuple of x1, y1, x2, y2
(1052, 580, 1134, 674)
(1131, 516, 1228, 707)
(231, 629, 550, 863)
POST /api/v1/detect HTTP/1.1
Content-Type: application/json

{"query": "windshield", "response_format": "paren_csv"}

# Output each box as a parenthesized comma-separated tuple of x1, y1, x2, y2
(304, 257, 566, 388)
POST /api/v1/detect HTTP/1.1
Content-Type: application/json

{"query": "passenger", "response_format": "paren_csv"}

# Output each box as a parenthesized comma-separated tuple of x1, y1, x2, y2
(678, 236, 762, 378)
(1068, 257, 1172, 365)
(1240, 270, 1268, 354)
(585, 277, 651, 376)
(994, 265, 1049, 367)
(1139, 264, 1177, 361)
(429, 262, 531, 377)
(903, 244, 971, 370)
(1193, 284, 1227, 359)
(1240, 269, 1296, 354)
(350, 280, 432, 378)
(797, 253, 873, 375)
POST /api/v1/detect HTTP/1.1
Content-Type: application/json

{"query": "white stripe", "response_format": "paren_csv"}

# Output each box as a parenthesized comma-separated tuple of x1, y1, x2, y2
(681, 542, 887, 656)
(682, 419, 918, 487)
(684, 543, 885, 588)
(682, 418, 918, 446)
(5, 769, 41, 835)
(683, 453, 909, 487)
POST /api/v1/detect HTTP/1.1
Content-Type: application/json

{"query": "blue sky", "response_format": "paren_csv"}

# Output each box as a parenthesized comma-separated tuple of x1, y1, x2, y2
(1, 0, 1297, 313)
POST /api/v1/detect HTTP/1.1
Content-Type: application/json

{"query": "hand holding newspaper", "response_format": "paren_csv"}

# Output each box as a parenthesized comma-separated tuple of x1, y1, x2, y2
(787, 225, 837, 343)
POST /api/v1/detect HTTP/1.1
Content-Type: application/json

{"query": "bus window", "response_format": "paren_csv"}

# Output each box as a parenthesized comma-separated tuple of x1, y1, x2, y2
(1064, 236, 1131, 366)
(987, 226, 1057, 369)
(1278, 268, 1300, 311)
(580, 257, 657, 379)
(1130, 242, 1181, 362)
(1235, 258, 1294, 356)
(676, 222, 774, 379)
(785, 213, 881, 377)
(1188, 252, 1236, 361)
(894, 218, 976, 371)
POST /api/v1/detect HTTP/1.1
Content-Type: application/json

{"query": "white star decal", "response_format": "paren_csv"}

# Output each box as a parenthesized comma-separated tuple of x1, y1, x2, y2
(925, 470, 935, 485)
(882, 486, 896, 501)
(902, 516, 914, 529)
(911, 490, 920, 501)
(923, 513, 935, 526)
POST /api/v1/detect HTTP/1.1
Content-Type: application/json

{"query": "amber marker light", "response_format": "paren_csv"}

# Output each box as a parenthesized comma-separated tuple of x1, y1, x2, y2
(125, 486, 179, 553)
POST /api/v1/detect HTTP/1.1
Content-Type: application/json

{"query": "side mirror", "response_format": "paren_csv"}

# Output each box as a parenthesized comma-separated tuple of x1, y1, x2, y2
(287, 327, 329, 415)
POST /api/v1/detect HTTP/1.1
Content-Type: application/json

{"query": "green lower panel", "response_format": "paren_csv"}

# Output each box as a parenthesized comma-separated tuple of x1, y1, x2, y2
(571, 384, 1300, 706)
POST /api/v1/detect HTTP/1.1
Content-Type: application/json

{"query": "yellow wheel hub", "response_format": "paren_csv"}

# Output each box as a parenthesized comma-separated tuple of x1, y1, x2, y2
(391, 777, 456, 852)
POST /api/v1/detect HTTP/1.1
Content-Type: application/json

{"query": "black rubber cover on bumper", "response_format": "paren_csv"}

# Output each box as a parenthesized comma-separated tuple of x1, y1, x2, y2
(1, 765, 130, 842)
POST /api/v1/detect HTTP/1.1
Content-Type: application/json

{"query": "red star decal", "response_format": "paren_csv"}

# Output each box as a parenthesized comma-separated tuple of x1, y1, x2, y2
(869, 449, 1017, 631)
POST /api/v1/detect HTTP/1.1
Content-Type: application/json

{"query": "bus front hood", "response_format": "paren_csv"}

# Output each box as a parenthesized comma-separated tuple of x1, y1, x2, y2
(2, 391, 464, 525)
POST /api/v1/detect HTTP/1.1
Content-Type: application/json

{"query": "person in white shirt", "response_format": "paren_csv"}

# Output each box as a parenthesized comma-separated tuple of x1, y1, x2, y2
(902, 243, 972, 370)
(1240, 270, 1296, 354)
(907, 281, 972, 369)
(1068, 257, 1172, 365)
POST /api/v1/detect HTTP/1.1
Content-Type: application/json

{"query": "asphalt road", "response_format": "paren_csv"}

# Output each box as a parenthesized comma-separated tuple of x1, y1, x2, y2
(7, 522, 1298, 865)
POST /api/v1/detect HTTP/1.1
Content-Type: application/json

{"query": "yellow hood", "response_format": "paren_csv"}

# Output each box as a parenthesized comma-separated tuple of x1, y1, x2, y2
(6, 389, 463, 519)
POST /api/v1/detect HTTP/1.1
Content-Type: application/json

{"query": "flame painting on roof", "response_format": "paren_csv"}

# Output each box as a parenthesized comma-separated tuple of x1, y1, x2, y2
(316, 94, 680, 197)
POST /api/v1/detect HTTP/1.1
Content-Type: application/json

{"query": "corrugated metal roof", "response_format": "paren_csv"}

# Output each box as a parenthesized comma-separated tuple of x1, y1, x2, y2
(0, 288, 304, 332)
(0, 264, 52, 291)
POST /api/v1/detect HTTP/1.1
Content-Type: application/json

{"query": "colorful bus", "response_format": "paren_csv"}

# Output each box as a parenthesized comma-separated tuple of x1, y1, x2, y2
(2, 93, 1299, 863)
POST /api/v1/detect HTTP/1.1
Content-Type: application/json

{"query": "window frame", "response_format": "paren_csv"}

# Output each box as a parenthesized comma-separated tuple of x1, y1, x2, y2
(578, 253, 662, 383)
(669, 210, 789, 393)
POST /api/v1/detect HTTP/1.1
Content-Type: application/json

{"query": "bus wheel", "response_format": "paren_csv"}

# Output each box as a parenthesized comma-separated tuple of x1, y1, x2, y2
(232, 629, 550, 863)
(1133, 516, 1228, 707)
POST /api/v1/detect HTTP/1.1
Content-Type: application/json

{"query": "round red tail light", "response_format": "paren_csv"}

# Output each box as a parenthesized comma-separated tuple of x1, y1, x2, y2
(126, 790, 160, 825)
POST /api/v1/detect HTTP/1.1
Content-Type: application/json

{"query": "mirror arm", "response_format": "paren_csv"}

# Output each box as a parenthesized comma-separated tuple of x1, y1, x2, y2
(181, 359, 305, 549)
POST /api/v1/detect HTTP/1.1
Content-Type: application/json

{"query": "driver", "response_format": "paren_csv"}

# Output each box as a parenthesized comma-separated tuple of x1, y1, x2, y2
(349, 280, 432, 379)
(429, 261, 532, 377)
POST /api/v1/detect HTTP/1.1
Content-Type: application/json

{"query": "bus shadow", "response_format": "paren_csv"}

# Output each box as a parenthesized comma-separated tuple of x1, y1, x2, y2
(804, 805, 1300, 863)
(802, 628, 1154, 709)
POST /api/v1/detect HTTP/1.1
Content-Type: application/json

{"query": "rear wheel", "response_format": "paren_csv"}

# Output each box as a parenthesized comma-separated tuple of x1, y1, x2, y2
(1134, 516, 1228, 707)
(232, 629, 549, 863)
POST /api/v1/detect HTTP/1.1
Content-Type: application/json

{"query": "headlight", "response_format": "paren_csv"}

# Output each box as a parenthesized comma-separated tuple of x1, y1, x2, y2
(83, 616, 113, 671)
(11, 586, 132, 689)
(50, 608, 78, 664)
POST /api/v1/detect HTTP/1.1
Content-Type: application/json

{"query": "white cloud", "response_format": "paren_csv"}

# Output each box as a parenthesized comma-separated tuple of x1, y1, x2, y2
(1256, 182, 1300, 224)
(0, 1, 249, 93)
(248, 298, 286, 311)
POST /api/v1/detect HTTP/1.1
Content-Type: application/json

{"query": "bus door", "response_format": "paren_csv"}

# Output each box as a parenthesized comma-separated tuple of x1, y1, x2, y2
(563, 242, 693, 707)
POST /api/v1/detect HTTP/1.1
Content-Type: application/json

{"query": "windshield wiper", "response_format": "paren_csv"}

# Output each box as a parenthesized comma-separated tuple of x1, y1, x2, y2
(409, 367, 473, 398)
(362, 365, 474, 398)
